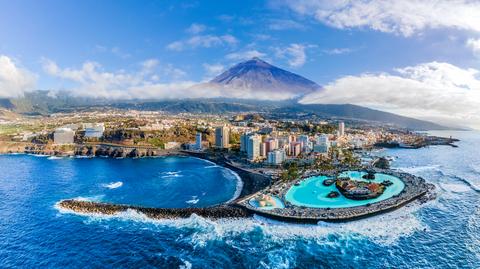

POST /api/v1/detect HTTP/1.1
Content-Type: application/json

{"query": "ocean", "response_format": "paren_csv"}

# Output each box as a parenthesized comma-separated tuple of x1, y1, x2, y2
(0, 131, 479, 268)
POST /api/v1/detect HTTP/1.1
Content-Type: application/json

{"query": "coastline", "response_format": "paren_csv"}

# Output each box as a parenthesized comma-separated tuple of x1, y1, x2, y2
(1, 142, 436, 223)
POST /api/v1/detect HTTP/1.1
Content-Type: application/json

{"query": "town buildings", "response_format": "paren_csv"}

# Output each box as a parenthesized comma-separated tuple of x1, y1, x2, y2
(215, 126, 230, 149)
(54, 128, 75, 144)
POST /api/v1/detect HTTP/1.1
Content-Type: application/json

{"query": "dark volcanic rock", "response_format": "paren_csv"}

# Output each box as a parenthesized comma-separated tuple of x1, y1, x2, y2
(372, 157, 390, 169)
(59, 199, 251, 220)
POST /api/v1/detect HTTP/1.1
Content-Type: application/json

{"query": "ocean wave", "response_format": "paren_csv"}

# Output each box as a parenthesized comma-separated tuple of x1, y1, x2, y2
(466, 207, 480, 260)
(161, 171, 183, 178)
(439, 183, 472, 193)
(48, 156, 63, 160)
(470, 164, 480, 175)
(75, 155, 94, 159)
(204, 165, 218, 169)
(102, 181, 123, 189)
(224, 169, 243, 204)
(55, 199, 430, 246)
(186, 196, 200, 205)
(395, 165, 442, 174)
(29, 154, 48, 157)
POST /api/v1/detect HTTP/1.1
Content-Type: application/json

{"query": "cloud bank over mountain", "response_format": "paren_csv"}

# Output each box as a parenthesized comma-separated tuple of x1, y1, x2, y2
(0, 55, 36, 98)
(300, 62, 480, 128)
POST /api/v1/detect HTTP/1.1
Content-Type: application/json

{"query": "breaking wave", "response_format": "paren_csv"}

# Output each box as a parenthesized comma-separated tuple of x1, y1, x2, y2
(102, 181, 123, 189)
(55, 199, 429, 246)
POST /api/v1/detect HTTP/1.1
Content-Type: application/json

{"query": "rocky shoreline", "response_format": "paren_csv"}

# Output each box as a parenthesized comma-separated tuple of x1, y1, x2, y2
(0, 141, 182, 158)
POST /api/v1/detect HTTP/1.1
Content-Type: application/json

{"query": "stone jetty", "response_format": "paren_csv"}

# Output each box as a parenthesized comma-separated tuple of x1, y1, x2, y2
(59, 199, 252, 220)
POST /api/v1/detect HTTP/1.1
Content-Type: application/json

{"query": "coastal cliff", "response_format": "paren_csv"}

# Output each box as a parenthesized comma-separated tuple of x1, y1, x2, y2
(0, 141, 179, 158)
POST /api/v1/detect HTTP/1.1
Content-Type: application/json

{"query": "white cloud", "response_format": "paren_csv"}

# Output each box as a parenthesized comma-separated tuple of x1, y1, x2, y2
(268, 19, 305, 30)
(0, 55, 36, 98)
(166, 34, 238, 51)
(323, 48, 352, 55)
(186, 23, 207, 34)
(203, 63, 225, 78)
(281, 0, 480, 37)
(466, 38, 480, 55)
(42, 59, 195, 99)
(300, 61, 480, 129)
(275, 44, 307, 67)
(225, 50, 266, 61)
(166, 41, 184, 51)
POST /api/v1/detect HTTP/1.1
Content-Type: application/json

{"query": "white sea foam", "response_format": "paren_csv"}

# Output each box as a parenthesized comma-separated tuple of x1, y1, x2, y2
(179, 259, 192, 269)
(204, 165, 218, 168)
(102, 181, 123, 189)
(161, 171, 183, 178)
(75, 155, 94, 159)
(395, 165, 441, 174)
(224, 169, 243, 204)
(440, 183, 471, 193)
(48, 156, 63, 160)
(186, 196, 199, 204)
(30, 154, 48, 157)
(56, 198, 431, 246)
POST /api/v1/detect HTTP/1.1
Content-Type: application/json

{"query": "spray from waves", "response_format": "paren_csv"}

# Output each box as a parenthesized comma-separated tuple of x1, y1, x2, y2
(102, 181, 123, 189)
(55, 198, 431, 246)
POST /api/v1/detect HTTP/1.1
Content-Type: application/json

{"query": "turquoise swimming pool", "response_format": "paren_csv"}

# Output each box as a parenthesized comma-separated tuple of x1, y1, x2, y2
(285, 171, 405, 208)
(249, 196, 285, 210)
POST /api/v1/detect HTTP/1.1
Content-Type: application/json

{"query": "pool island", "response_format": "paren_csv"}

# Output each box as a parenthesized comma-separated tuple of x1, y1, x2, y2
(237, 168, 435, 223)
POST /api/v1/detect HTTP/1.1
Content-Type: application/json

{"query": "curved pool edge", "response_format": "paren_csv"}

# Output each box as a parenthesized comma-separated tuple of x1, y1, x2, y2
(284, 172, 406, 209)
(236, 168, 436, 223)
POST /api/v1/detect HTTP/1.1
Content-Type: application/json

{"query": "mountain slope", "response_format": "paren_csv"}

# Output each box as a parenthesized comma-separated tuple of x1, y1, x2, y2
(274, 103, 448, 130)
(193, 57, 321, 100)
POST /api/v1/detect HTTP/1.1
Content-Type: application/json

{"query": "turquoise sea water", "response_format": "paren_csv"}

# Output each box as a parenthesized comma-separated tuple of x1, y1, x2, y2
(285, 171, 405, 208)
(1, 131, 480, 268)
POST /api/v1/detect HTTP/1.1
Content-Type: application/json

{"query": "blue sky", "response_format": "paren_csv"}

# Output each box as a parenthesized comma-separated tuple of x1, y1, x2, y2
(1, 0, 480, 128)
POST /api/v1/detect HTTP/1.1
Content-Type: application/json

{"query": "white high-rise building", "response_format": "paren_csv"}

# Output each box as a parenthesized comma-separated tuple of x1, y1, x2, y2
(215, 126, 230, 149)
(338, 122, 345, 137)
(298, 135, 312, 153)
(314, 134, 330, 153)
(240, 133, 252, 152)
(195, 133, 202, 150)
(267, 149, 286, 165)
(247, 135, 261, 161)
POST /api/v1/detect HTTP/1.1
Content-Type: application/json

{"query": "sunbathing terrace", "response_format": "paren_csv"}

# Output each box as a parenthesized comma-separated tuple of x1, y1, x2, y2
(236, 168, 434, 223)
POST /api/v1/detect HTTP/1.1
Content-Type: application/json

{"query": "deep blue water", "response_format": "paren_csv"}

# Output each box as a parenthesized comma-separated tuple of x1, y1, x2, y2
(1, 131, 480, 268)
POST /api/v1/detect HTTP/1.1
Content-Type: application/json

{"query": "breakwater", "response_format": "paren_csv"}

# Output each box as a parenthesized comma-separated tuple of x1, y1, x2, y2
(58, 199, 252, 220)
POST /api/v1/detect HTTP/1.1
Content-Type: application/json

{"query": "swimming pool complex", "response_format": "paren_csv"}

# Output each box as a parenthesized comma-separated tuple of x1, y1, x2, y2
(285, 171, 405, 208)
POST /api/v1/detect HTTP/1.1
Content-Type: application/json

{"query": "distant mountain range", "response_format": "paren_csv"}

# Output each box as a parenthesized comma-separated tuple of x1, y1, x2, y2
(0, 58, 452, 130)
